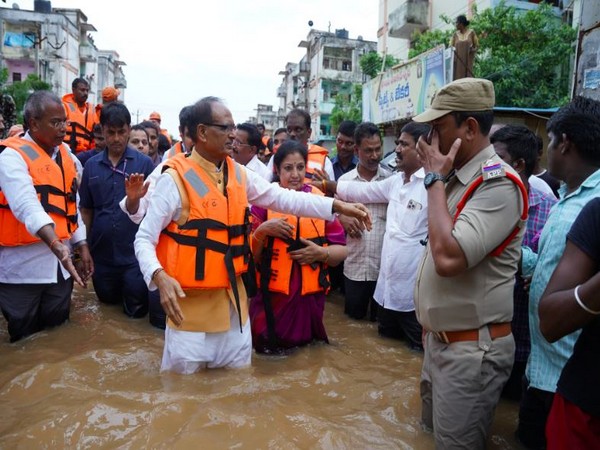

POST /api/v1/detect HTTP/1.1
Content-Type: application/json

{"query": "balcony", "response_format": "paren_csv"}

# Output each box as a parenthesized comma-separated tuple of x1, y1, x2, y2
(298, 62, 310, 75)
(388, 0, 429, 39)
(277, 86, 286, 97)
(79, 45, 96, 62)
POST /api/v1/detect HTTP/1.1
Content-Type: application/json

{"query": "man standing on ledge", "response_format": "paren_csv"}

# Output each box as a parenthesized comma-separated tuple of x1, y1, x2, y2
(134, 97, 371, 374)
(413, 78, 527, 449)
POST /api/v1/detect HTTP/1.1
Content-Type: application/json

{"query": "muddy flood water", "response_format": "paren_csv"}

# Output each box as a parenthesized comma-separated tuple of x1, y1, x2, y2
(0, 288, 523, 449)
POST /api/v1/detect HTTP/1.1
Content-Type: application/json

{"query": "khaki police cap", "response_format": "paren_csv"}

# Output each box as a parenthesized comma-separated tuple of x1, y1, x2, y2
(413, 77, 495, 123)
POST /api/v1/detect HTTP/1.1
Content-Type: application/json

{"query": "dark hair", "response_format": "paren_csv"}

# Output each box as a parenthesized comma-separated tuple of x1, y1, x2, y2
(547, 96, 600, 166)
(456, 15, 470, 27)
(178, 105, 193, 133)
(130, 124, 149, 138)
(139, 120, 160, 136)
(158, 133, 170, 153)
(272, 140, 308, 182)
(400, 121, 431, 143)
(92, 123, 103, 134)
(23, 90, 62, 125)
(338, 120, 357, 138)
(354, 122, 380, 147)
(490, 124, 538, 177)
(187, 96, 222, 142)
(236, 122, 262, 150)
(99, 102, 131, 127)
(286, 109, 311, 129)
(274, 127, 287, 136)
(256, 123, 265, 131)
(72, 77, 89, 90)
(452, 110, 494, 136)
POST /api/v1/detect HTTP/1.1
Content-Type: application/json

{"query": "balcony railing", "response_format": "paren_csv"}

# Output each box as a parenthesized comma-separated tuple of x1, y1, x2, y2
(388, 0, 429, 39)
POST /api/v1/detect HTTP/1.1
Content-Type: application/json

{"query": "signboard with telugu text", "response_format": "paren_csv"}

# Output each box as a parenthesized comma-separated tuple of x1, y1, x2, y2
(362, 45, 446, 125)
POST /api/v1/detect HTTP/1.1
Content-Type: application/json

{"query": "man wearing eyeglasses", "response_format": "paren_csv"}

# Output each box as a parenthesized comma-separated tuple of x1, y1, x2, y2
(232, 123, 271, 180)
(0, 91, 92, 342)
(79, 102, 154, 321)
(134, 96, 372, 374)
(266, 108, 335, 183)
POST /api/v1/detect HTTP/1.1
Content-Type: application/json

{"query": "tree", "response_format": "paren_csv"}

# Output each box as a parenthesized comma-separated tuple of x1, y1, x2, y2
(329, 83, 362, 133)
(359, 52, 401, 79)
(409, 2, 577, 108)
(3, 72, 51, 123)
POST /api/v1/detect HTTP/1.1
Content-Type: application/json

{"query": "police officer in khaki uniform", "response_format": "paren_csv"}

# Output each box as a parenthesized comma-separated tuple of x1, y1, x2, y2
(413, 78, 527, 449)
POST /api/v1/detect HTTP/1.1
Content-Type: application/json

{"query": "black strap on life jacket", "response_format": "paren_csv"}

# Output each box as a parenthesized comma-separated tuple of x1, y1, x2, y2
(259, 237, 279, 350)
(66, 121, 94, 153)
(161, 161, 253, 332)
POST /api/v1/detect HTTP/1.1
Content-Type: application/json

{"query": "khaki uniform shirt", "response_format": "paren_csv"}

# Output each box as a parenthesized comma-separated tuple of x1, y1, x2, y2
(415, 145, 525, 332)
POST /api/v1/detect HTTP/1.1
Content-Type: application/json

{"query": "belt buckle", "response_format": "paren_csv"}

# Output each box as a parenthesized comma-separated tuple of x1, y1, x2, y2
(433, 331, 450, 344)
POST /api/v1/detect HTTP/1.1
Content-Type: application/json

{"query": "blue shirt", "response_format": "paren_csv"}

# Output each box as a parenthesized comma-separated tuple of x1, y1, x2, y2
(331, 155, 358, 181)
(79, 147, 154, 266)
(525, 168, 600, 392)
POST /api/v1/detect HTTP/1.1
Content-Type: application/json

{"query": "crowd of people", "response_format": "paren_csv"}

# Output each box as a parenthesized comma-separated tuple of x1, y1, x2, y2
(1, 75, 599, 448)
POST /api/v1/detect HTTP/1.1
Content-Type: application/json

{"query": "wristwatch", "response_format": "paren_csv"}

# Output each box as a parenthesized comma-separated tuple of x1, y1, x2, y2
(423, 172, 446, 189)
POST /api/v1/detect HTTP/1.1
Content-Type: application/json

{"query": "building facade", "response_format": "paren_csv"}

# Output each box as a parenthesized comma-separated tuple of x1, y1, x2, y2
(0, 1, 126, 105)
(277, 28, 376, 144)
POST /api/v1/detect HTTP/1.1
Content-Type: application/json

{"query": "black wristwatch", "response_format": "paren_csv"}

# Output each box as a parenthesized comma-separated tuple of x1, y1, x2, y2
(423, 172, 446, 189)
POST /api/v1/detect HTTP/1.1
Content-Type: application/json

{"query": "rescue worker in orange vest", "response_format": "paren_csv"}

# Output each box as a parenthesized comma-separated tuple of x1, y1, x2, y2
(62, 77, 98, 154)
(0, 91, 93, 342)
(162, 105, 194, 161)
(266, 109, 335, 183)
(148, 111, 172, 146)
(249, 140, 347, 354)
(134, 96, 371, 374)
(94, 86, 120, 119)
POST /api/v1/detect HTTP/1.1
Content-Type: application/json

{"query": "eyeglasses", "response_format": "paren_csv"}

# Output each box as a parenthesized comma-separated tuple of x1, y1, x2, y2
(49, 119, 68, 130)
(203, 123, 236, 133)
(233, 139, 251, 147)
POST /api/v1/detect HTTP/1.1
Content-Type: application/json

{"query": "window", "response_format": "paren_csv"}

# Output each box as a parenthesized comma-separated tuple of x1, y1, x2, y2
(12, 72, 21, 82)
(323, 47, 353, 72)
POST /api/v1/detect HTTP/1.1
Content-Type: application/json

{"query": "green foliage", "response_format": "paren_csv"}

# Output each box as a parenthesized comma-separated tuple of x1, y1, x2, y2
(330, 83, 362, 133)
(2, 73, 51, 122)
(408, 29, 452, 59)
(359, 52, 400, 79)
(409, 2, 577, 108)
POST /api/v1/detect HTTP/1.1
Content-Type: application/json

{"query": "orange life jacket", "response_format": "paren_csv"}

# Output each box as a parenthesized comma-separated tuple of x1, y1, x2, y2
(454, 170, 528, 257)
(304, 144, 329, 183)
(0, 137, 79, 246)
(62, 93, 97, 153)
(164, 141, 185, 160)
(156, 154, 253, 329)
(258, 186, 330, 296)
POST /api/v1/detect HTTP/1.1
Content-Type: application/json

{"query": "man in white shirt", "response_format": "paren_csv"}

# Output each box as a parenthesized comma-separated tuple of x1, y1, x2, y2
(315, 122, 431, 350)
(337, 122, 391, 321)
(0, 91, 92, 342)
(134, 96, 371, 374)
(232, 123, 271, 180)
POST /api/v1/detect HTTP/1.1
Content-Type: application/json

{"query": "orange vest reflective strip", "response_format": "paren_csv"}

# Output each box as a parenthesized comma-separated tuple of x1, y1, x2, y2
(304, 144, 329, 183)
(259, 187, 330, 296)
(0, 137, 79, 246)
(453, 171, 528, 257)
(165, 142, 184, 160)
(63, 101, 96, 153)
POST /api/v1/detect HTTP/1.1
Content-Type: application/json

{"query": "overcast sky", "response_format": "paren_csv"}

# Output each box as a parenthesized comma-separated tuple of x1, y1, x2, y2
(19, 0, 378, 136)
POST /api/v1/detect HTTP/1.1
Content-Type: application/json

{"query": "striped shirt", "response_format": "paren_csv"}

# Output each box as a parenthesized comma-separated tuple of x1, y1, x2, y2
(513, 187, 556, 363)
(337, 166, 391, 282)
(525, 169, 600, 392)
